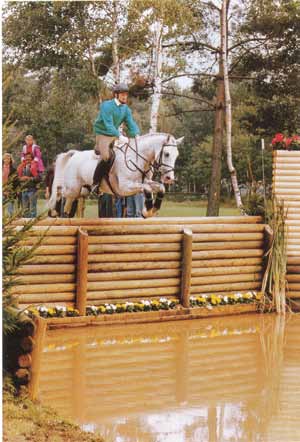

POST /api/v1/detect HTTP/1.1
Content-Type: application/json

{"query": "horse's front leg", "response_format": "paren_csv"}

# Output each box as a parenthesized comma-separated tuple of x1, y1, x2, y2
(144, 180, 166, 215)
(63, 197, 76, 218)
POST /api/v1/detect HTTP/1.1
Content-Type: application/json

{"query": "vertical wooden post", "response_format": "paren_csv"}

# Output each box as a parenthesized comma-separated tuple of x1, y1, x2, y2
(28, 317, 47, 400)
(181, 228, 193, 308)
(76, 228, 88, 316)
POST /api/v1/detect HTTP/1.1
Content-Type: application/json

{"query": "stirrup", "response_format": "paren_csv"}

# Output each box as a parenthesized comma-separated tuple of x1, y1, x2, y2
(90, 184, 100, 195)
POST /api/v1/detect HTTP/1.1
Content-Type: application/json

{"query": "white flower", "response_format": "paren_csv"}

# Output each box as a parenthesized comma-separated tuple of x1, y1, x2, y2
(223, 296, 228, 303)
(39, 306, 48, 313)
(159, 297, 167, 303)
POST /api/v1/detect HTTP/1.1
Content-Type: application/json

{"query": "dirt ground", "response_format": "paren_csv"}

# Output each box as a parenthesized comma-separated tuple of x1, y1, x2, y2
(3, 384, 104, 442)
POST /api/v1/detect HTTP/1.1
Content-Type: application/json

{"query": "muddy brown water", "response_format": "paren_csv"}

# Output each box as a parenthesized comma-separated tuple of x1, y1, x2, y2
(38, 313, 300, 442)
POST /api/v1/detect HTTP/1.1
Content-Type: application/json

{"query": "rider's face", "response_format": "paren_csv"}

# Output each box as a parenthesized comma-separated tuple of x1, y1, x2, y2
(118, 92, 128, 104)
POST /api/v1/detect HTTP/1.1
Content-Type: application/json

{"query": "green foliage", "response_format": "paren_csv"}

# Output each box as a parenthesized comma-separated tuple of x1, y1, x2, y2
(2, 180, 47, 336)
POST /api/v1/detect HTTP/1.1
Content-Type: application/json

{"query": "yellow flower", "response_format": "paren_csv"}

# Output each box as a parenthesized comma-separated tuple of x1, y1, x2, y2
(99, 306, 106, 313)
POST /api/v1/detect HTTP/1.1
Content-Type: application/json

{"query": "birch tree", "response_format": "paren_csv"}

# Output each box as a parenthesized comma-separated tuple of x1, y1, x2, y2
(221, 0, 243, 211)
(149, 19, 163, 133)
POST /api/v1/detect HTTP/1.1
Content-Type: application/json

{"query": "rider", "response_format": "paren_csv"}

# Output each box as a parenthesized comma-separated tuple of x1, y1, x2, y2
(91, 83, 140, 193)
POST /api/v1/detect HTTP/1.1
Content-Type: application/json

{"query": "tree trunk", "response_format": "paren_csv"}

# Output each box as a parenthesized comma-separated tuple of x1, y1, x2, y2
(112, 0, 120, 83)
(221, 0, 243, 211)
(149, 20, 163, 133)
(206, 64, 224, 216)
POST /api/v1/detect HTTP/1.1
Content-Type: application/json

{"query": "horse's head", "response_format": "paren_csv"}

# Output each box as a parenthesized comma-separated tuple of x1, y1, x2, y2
(157, 135, 184, 184)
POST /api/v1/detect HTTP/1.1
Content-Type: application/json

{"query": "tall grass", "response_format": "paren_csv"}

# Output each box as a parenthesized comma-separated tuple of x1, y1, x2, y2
(262, 199, 287, 314)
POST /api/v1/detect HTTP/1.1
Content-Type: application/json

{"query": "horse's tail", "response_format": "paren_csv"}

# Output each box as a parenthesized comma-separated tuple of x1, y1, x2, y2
(48, 150, 77, 209)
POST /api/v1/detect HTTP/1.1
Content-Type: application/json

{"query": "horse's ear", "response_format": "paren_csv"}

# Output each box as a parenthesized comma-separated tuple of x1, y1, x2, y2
(176, 137, 184, 145)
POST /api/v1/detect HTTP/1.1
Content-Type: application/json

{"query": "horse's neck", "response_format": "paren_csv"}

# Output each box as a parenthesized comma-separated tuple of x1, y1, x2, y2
(138, 134, 166, 165)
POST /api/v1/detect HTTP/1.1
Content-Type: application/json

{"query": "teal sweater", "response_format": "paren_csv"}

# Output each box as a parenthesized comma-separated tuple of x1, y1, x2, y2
(94, 99, 140, 137)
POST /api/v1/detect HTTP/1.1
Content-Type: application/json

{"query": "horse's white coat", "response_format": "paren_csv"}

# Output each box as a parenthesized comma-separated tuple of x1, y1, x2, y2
(48, 133, 183, 214)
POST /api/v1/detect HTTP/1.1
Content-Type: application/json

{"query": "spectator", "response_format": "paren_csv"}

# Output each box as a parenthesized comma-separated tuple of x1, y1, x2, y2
(126, 192, 144, 217)
(2, 152, 18, 216)
(98, 193, 113, 218)
(17, 152, 41, 218)
(115, 196, 126, 218)
(21, 135, 45, 173)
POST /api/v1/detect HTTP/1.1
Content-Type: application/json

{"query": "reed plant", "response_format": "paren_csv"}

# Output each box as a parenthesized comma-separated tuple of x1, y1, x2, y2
(262, 198, 287, 314)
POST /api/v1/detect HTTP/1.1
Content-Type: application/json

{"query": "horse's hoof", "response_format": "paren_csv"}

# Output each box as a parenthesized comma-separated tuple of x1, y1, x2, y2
(142, 208, 153, 218)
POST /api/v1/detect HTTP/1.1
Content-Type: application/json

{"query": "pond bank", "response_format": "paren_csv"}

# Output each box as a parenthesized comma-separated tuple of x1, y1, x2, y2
(3, 382, 104, 442)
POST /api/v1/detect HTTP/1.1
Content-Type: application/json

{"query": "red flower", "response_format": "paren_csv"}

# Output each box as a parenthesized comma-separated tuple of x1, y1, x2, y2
(271, 133, 285, 145)
(285, 137, 293, 147)
(292, 135, 300, 143)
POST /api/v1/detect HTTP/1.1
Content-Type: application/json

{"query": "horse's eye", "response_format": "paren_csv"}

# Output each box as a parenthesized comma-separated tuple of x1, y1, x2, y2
(164, 152, 170, 158)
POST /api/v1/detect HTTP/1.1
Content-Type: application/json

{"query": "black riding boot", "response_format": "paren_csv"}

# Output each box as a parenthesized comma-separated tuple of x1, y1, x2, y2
(91, 159, 111, 194)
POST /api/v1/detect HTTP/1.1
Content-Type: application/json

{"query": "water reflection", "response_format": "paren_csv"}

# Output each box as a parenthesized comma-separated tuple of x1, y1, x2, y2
(38, 314, 300, 442)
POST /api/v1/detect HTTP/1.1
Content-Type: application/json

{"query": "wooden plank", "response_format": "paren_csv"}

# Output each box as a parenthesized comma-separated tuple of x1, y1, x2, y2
(87, 278, 180, 291)
(191, 265, 262, 276)
(88, 251, 181, 262)
(14, 216, 262, 226)
(190, 281, 261, 293)
(192, 257, 262, 268)
(76, 228, 89, 316)
(17, 264, 75, 274)
(192, 241, 263, 251)
(192, 249, 263, 260)
(87, 286, 180, 300)
(88, 243, 181, 253)
(28, 317, 47, 400)
(181, 229, 193, 308)
(12, 283, 76, 295)
(17, 274, 75, 284)
(88, 234, 182, 244)
(88, 261, 181, 272)
(191, 273, 262, 285)
(88, 269, 181, 281)
(18, 292, 75, 303)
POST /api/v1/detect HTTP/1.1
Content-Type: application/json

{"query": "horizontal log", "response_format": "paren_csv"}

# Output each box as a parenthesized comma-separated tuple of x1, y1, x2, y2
(274, 182, 300, 188)
(193, 232, 264, 242)
(18, 274, 75, 284)
(286, 274, 300, 282)
(88, 269, 181, 281)
(273, 176, 300, 181)
(87, 278, 180, 291)
(19, 301, 75, 308)
(287, 283, 300, 290)
(17, 264, 75, 274)
(87, 286, 180, 300)
(88, 234, 182, 244)
(275, 163, 300, 168)
(273, 189, 300, 195)
(287, 266, 300, 274)
(192, 241, 263, 251)
(18, 353, 32, 368)
(190, 281, 261, 294)
(192, 257, 262, 268)
(88, 224, 265, 235)
(88, 261, 181, 272)
(275, 151, 300, 157)
(191, 265, 262, 276)
(28, 255, 75, 264)
(17, 292, 75, 303)
(287, 291, 300, 298)
(192, 249, 263, 260)
(21, 236, 77, 245)
(24, 245, 76, 255)
(15, 226, 79, 236)
(88, 243, 181, 253)
(88, 252, 181, 263)
(14, 216, 262, 226)
(287, 257, 300, 265)
(12, 283, 76, 295)
(191, 273, 262, 286)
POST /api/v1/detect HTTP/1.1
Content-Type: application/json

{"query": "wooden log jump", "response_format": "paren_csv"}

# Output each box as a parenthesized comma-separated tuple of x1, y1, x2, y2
(13, 216, 266, 315)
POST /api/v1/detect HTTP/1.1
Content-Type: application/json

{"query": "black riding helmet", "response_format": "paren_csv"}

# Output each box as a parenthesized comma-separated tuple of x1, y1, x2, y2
(113, 83, 129, 93)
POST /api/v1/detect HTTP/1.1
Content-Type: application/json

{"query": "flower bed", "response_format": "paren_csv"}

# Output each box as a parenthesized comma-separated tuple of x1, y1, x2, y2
(25, 292, 262, 319)
(272, 133, 300, 150)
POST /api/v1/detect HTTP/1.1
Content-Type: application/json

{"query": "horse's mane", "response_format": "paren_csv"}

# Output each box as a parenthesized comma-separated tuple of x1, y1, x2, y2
(138, 132, 169, 140)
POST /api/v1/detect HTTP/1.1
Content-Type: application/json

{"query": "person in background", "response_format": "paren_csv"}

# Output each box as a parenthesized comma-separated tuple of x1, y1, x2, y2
(98, 193, 113, 218)
(126, 192, 144, 218)
(115, 196, 126, 218)
(21, 134, 45, 174)
(2, 152, 18, 216)
(17, 152, 41, 218)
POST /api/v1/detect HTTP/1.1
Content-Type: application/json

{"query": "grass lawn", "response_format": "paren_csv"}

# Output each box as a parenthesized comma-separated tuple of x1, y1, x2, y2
(38, 198, 239, 218)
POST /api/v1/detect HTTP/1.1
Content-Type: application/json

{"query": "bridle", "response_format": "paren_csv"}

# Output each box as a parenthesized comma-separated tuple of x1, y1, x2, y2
(114, 135, 177, 181)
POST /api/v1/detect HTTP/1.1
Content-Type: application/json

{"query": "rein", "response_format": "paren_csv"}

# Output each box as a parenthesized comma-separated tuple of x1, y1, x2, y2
(114, 136, 176, 181)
